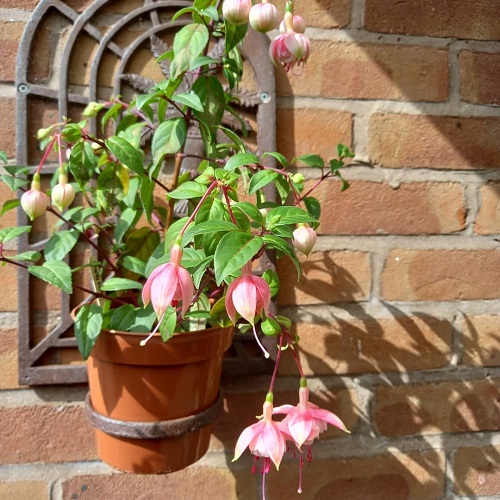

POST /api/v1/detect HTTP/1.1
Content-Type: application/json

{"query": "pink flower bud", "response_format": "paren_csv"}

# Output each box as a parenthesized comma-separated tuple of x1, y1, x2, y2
(279, 14, 306, 34)
(222, 0, 252, 25)
(249, 2, 280, 33)
(292, 225, 317, 256)
(51, 173, 75, 211)
(21, 189, 49, 221)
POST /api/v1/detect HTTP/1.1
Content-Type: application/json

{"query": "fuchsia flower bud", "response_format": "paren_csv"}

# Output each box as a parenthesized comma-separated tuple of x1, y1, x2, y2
(292, 224, 317, 256)
(249, 1, 280, 33)
(142, 244, 194, 321)
(21, 173, 49, 221)
(222, 0, 252, 25)
(51, 171, 75, 211)
(270, 11, 310, 73)
(279, 14, 306, 34)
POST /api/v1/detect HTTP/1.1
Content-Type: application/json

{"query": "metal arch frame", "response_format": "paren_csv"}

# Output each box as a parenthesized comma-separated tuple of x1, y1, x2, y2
(15, 0, 276, 385)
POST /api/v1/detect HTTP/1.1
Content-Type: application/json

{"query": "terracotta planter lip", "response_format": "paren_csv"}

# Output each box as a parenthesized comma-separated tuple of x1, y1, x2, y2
(102, 323, 232, 340)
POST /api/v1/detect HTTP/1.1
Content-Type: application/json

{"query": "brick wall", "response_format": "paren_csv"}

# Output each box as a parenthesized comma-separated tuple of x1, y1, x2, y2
(1, 0, 500, 499)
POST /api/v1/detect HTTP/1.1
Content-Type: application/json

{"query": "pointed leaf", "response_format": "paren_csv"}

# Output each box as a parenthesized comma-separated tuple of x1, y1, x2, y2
(100, 277, 143, 292)
(105, 136, 144, 176)
(168, 181, 207, 200)
(225, 152, 259, 171)
(171, 91, 204, 112)
(44, 230, 79, 261)
(0, 226, 31, 244)
(29, 261, 73, 294)
(214, 232, 263, 285)
(249, 170, 279, 194)
(74, 304, 103, 359)
(152, 118, 187, 166)
(293, 154, 324, 168)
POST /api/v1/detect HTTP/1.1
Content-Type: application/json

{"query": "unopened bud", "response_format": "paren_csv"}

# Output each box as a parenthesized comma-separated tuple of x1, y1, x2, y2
(292, 224, 317, 257)
(249, 2, 280, 33)
(279, 14, 306, 34)
(36, 127, 53, 141)
(292, 173, 305, 184)
(21, 174, 49, 221)
(222, 0, 252, 25)
(82, 101, 104, 118)
(51, 172, 75, 211)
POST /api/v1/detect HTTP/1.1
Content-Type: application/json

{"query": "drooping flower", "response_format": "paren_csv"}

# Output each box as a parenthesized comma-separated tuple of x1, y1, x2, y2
(225, 262, 271, 325)
(292, 224, 317, 257)
(249, 1, 280, 33)
(233, 397, 289, 471)
(142, 243, 194, 321)
(51, 171, 75, 211)
(269, 11, 310, 73)
(222, 0, 252, 25)
(21, 173, 49, 221)
(274, 384, 349, 448)
(279, 14, 306, 34)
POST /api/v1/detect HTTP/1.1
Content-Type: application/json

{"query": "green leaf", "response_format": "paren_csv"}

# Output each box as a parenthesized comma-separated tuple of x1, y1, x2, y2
(262, 235, 301, 280)
(266, 206, 317, 228)
(189, 55, 217, 70)
(105, 136, 144, 176)
(120, 255, 147, 277)
(0, 151, 7, 164)
(115, 207, 139, 246)
(192, 76, 225, 128)
(96, 163, 129, 211)
(29, 261, 73, 293)
(74, 304, 103, 359)
(168, 181, 207, 200)
(129, 306, 158, 333)
(4, 165, 31, 177)
(225, 152, 259, 171)
(232, 201, 264, 224)
(304, 196, 321, 220)
(183, 220, 238, 241)
(0, 175, 29, 191)
(123, 227, 161, 263)
(152, 118, 187, 167)
(263, 151, 288, 167)
(293, 154, 324, 168)
(262, 269, 280, 298)
(100, 277, 143, 292)
(171, 6, 197, 22)
(1, 199, 20, 216)
(171, 91, 204, 112)
(261, 317, 281, 336)
(10, 251, 41, 262)
(214, 232, 263, 285)
(249, 170, 279, 194)
(159, 307, 178, 341)
(109, 304, 136, 331)
(101, 102, 123, 131)
(140, 176, 155, 220)
(337, 143, 355, 159)
(225, 21, 248, 53)
(44, 230, 79, 261)
(0, 226, 31, 243)
(69, 141, 96, 185)
(171, 23, 209, 79)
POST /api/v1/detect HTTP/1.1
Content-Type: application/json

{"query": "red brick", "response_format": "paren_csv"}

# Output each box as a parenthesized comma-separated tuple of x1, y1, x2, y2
(369, 114, 500, 169)
(381, 249, 500, 301)
(0, 481, 48, 500)
(267, 450, 445, 499)
(0, 328, 19, 389)
(0, 183, 18, 231)
(277, 42, 448, 102)
(460, 51, 500, 105)
(0, 21, 25, 82)
(0, 403, 96, 464)
(62, 467, 257, 500)
(211, 387, 358, 450)
(277, 250, 371, 305)
(365, 0, 500, 40)
(277, 109, 352, 162)
(462, 315, 500, 367)
(374, 378, 500, 436)
(0, 99, 16, 159)
(0, 1, 38, 8)
(0, 252, 18, 312)
(454, 446, 500, 496)
(278, 316, 452, 376)
(316, 180, 465, 235)
(475, 182, 500, 234)
(275, 0, 350, 29)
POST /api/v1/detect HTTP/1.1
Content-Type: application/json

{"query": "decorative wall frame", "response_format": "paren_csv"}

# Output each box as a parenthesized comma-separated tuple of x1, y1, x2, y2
(16, 0, 276, 385)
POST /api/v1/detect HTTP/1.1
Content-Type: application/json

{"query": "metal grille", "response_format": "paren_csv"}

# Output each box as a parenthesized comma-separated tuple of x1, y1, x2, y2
(16, 0, 276, 385)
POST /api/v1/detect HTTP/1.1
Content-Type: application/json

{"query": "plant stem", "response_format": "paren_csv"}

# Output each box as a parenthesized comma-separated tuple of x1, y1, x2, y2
(268, 333, 284, 394)
(36, 135, 57, 175)
(179, 180, 219, 237)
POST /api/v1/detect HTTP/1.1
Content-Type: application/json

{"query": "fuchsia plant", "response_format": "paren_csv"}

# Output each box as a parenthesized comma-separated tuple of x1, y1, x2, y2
(0, 0, 354, 495)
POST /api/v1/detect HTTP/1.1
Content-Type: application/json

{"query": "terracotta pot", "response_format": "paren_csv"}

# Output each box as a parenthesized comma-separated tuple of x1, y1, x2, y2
(86, 325, 233, 474)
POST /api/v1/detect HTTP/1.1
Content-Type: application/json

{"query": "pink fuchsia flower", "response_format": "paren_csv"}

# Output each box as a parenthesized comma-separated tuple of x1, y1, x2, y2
(274, 384, 349, 448)
(225, 262, 270, 326)
(51, 172, 75, 211)
(222, 0, 252, 25)
(279, 14, 306, 34)
(269, 11, 310, 73)
(292, 224, 317, 257)
(249, 1, 280, 33)
(233, 397, 289, 471)
(142, 243, 194, 322)
(21, 173, 49, 221)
